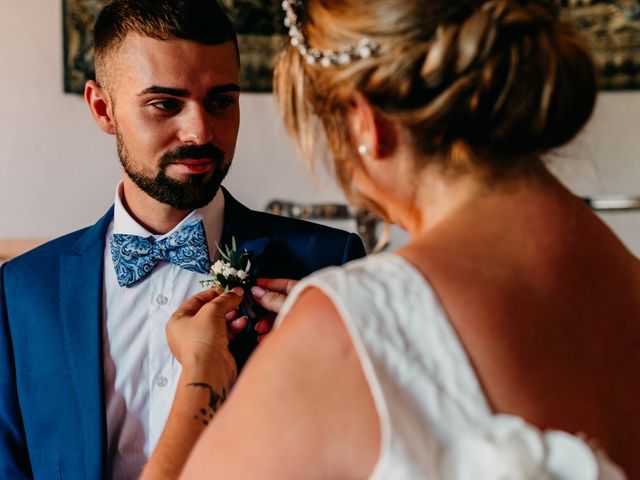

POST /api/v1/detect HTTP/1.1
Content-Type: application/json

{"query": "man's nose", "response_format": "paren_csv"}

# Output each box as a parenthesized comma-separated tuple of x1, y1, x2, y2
(178, 106, 214, 145)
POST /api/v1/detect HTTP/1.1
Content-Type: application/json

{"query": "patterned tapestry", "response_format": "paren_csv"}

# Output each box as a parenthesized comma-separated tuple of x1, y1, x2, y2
(63, 0, 640, 93)
(560, 0, 640, 89)
(63, 0, 286, 93)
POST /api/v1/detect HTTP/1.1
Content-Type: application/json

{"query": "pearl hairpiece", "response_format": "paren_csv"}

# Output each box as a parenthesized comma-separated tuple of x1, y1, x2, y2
(281, 0, 380, 67)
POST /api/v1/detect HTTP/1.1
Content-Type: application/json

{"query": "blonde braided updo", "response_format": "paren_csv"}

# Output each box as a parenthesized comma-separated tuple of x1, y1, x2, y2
(275, 0, 597, 205)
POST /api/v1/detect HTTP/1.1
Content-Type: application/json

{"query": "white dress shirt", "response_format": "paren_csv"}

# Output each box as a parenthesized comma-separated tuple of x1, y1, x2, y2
(102, 184, 224, 479)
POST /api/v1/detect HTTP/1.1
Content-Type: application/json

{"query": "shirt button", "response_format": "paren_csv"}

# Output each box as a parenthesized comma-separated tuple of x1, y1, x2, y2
(155, 375, 168, 388)
(156, 294, 168, 305)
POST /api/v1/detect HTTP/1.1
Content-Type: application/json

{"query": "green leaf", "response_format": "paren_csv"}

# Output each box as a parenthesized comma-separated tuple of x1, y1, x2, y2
(200, 236, 254, 297)
(215, 243, 230, 262)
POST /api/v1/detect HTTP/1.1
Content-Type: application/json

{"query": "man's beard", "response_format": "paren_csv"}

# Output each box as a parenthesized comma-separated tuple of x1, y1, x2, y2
(115, 128, 232, 210)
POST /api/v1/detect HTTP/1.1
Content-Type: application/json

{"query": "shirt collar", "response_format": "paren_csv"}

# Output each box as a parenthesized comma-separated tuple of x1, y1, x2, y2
(112, 182, 225, 260)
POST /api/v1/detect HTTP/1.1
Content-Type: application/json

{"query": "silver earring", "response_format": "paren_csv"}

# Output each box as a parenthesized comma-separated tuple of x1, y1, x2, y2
(357, 144, 368, 155)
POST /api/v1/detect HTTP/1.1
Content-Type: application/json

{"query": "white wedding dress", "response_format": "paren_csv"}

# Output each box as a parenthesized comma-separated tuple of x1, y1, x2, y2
(278, 253, 627, 479)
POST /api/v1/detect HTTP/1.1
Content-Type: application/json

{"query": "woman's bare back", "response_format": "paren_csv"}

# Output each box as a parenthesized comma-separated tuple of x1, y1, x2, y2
(400, 183, 640, 475)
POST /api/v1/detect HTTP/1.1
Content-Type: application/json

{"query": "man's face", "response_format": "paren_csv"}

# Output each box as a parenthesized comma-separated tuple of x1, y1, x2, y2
(106, 34, 240, 210)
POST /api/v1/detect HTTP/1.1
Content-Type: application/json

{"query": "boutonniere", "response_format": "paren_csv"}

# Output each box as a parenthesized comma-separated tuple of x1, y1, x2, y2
(200, 236, 255, 319)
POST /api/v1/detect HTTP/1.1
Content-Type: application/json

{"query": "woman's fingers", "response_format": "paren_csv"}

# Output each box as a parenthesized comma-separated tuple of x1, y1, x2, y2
(167, 288, 245, 363)
(198, 287, 244, 323)
(228, 316, 248, 336)
(251, 278, 297, 314)
(175, 287, 272, 343)
(173, 287, 222, 317)
(250, 279, 298, 340)
(255, 315, 275, 335)
(256, 278, 297, 294)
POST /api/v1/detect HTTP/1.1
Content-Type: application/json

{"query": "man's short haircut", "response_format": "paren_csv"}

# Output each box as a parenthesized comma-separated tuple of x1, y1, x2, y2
(93, 0, 239, 86)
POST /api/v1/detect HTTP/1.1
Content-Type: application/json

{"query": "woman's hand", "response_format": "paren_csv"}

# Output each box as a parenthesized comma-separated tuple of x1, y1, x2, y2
(167, 287, 244, 383)
(250, 278, 298, 342)
(142, 287, 246, 480)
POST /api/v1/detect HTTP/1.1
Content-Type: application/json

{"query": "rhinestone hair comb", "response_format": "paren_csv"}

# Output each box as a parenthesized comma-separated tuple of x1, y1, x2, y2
(281, 0, 380, 67)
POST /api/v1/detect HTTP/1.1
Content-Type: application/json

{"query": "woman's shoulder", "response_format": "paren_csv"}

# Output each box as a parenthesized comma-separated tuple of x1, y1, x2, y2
(300, 251, 417, 280)
(277, 251, 441, 330)
(288, 251, 433, 299)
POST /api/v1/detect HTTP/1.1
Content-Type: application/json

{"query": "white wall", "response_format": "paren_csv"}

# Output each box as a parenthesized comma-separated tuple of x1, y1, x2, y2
(1, 0, 640, 254)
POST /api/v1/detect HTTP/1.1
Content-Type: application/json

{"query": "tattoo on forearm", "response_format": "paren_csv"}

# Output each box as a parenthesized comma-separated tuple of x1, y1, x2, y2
(188, 382, 227, 426)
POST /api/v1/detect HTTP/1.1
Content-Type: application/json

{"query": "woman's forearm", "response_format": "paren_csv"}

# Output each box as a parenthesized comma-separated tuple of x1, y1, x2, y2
(141, 360, 234, 480)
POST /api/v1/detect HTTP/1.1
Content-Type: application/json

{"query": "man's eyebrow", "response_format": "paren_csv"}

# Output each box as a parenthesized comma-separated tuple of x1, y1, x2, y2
(207, 84, 241, 95)
(138, 86, 189, 97)
(138, 84, 241, 97)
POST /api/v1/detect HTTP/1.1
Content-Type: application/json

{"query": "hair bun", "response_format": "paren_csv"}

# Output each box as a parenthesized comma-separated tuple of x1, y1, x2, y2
(409, 0, 596, 160)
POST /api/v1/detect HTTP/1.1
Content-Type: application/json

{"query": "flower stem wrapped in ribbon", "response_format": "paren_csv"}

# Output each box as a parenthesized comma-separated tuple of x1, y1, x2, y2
(199, 236, 256, 320)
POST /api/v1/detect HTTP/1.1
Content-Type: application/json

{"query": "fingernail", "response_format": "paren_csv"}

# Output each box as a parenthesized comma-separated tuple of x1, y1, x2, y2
(251, 286, 265, 298)
(231, 287, 244, 296)
(232, 318, 245, 327)
(226, 311, 236, 320)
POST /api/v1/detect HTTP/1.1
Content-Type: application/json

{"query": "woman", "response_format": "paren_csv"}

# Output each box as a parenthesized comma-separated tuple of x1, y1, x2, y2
(143, 0, 640, 477)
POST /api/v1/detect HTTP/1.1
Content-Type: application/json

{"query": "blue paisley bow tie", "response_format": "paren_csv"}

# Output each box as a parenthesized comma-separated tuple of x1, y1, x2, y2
(110, 219, 211, 287)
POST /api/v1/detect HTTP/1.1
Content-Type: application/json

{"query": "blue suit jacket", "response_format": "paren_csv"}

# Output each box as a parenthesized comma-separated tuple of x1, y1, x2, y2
(0, 188, 365, 479)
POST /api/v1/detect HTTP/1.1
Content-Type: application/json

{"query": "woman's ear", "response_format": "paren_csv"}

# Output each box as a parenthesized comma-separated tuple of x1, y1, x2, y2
(85, 80, 116, 135)
(348, 92, 397, 159)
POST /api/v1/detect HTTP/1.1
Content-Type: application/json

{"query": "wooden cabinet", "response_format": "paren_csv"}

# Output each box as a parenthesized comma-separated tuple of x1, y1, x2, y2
(0, 240, 46, 265)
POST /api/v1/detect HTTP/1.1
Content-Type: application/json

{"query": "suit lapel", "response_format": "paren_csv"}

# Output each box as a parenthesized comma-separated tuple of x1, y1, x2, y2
(58, 207, 113, 478)
(220, 187, 270, 276)
(220, 189, 272, 369)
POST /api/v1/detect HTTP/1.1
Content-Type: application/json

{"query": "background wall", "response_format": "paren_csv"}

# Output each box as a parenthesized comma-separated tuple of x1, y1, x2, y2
(1, 0, 639, 254)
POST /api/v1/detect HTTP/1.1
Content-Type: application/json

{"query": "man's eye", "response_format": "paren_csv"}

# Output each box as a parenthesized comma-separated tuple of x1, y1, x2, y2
(149, 99, 181, 112)
(206, 96, 236, 111)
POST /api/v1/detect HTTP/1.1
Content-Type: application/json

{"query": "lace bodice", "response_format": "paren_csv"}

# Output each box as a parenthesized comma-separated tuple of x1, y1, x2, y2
(277, 253, 626, 479)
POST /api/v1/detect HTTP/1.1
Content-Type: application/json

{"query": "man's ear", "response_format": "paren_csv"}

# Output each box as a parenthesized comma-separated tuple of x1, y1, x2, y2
(347, 92, 397, 159)
(85, 80, 116, 135)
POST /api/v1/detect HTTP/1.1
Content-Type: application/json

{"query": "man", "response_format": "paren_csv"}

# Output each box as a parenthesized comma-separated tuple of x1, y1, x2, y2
(0, 1, 365, 478)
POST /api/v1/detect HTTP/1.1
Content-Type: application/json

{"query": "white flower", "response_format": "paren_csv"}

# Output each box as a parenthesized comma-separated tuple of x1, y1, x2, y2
(199, 237, 254, 305)
(222, 266, 237, 278)
(211, 260, 226, 275)
(440, 415, 622, 480)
